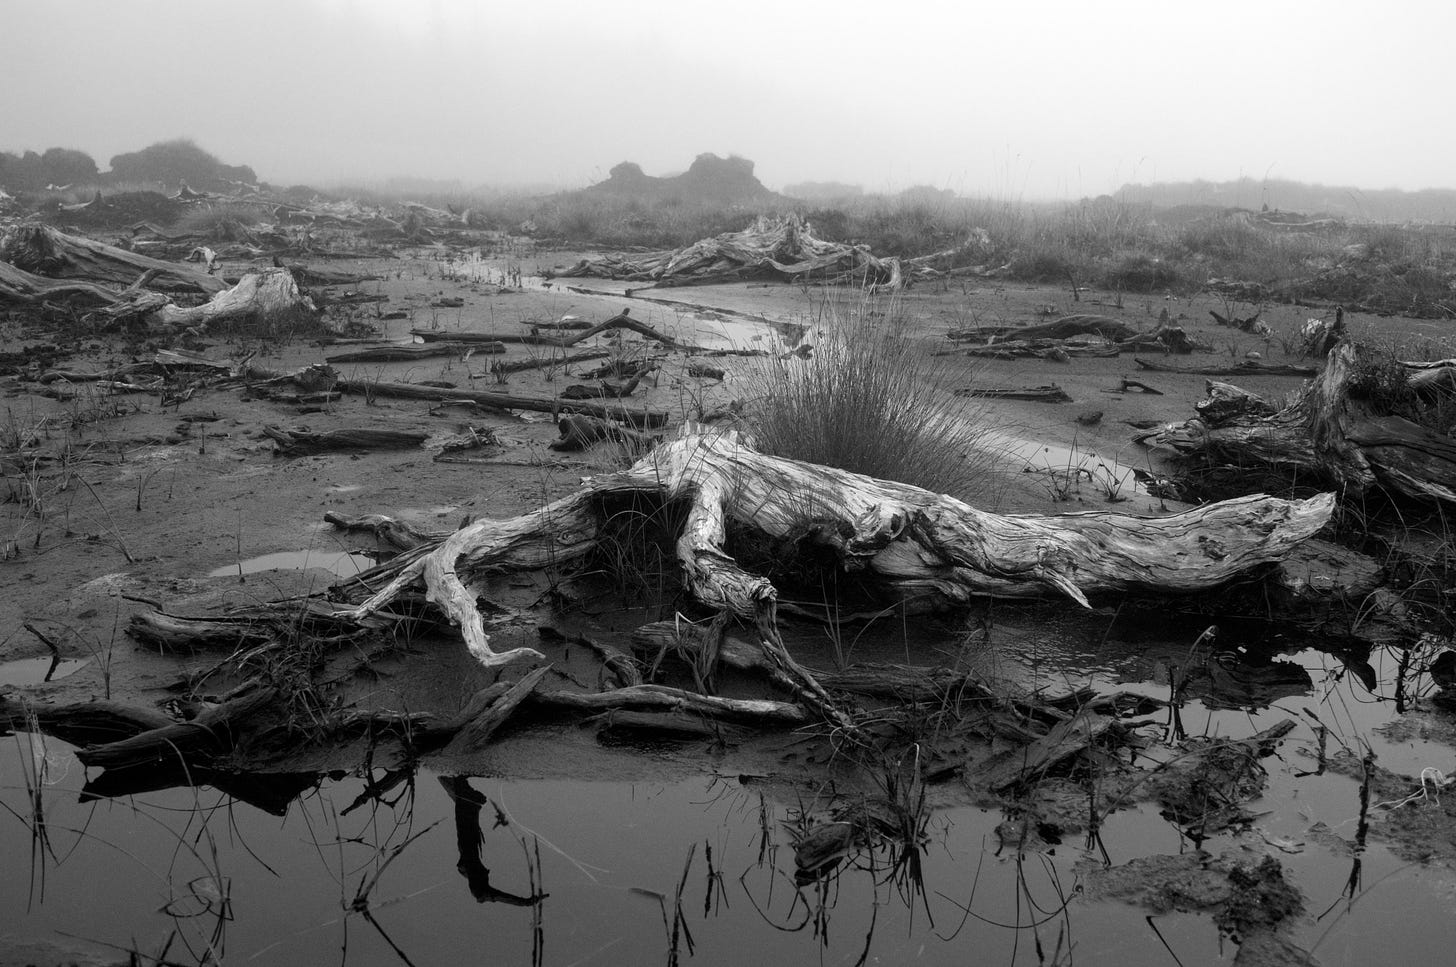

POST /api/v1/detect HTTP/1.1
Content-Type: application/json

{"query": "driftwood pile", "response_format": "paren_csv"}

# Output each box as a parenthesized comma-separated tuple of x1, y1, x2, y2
(0, 223, 321, 332)
(1142, 342, 1456, 504)
(545, 213, 906, 289)
(942, 313, 1201, 361)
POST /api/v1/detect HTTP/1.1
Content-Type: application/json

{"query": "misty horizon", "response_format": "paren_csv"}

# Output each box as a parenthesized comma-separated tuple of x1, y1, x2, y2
(5, 0, 1455, 202)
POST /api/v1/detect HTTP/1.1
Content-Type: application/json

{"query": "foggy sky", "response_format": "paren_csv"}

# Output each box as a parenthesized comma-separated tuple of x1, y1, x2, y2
(4, 0, 1453, 199)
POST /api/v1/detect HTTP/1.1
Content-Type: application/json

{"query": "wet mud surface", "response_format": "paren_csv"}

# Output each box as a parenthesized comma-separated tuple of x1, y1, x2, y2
(4, 241, 1456, 965)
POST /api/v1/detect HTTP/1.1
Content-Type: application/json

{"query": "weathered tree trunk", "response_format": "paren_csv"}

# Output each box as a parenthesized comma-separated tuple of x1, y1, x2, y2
(1145, 343, 1456, 504)
(262, 425, 428, 455)
(0, 224, 226, 295)
(335, 376, 670, 428)
(337, 428, 1333, 668)
(157, 268, 321, 331)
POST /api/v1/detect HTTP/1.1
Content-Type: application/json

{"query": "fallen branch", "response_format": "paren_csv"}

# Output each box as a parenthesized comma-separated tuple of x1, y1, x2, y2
(332, 427, 1334, 667)
(262, 425, 429, 455)
(955, 384, 1072, 403)
(1135, 357, 1318, 377)
(335, 376, 670, 429)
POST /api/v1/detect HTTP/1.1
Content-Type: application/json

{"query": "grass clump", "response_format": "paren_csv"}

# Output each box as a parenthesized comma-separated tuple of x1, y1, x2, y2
(747, 295, 1001, 503)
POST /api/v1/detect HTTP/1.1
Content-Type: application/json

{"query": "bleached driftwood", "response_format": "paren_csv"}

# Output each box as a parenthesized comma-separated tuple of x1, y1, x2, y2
(337, 428, 1334, 668)
(0, 223, 226, 295)
(544, 214, 904, 290)
(157, 267, 321, 330)
(1144, 342, 1456, 504)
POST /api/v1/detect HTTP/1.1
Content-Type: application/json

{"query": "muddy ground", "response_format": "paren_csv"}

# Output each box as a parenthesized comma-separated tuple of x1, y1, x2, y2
(4, 237, 1456, 966)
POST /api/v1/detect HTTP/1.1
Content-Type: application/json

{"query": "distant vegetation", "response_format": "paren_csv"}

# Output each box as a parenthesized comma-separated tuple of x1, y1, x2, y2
(4, 142, 1454, 318)
(0, 147, 99, 191)
(1116, 178, 1456, 224)
(0, 138, 255, 194)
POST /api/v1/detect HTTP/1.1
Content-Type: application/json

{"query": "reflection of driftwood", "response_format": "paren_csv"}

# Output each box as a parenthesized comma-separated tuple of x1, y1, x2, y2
(1135, 357, 1318, 377)
(1144, 343, 1456, 504)
(262, 425, 429, 455)
(441, 777, 549, 906)
(955, 384, 1072, 403)
(0, 223, 226, 295)
(336, 428, 1333, 669)
(335, 377, 669, 428)
(549, 415, 661, 452)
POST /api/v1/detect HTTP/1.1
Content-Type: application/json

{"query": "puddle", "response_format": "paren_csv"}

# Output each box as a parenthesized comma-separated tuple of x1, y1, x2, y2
(207, 549, 376, 578)
(0, 657, 88, 687)
(5, 604, 1456, 964)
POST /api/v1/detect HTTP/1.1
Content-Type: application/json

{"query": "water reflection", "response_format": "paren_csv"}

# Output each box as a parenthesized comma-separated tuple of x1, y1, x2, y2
(5, 616, 1456, 964)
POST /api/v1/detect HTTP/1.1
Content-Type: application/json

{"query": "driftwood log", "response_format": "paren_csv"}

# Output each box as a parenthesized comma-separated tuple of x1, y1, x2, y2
(262, 425, 429, 455)
(1144, 342, 1456, 504)
(0, 223, 225, 295)
(544, 213, 903, 290)
(334, 376, 669, 428)
(156, 268, 320, 331)
(334, 427, 1334, 668)
(955, 384, 1073, 403)
(1135, 357, 1319, 378)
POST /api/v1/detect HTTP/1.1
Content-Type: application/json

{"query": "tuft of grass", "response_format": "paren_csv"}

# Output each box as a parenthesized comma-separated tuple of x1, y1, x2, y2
(746, 294, 1002, 504)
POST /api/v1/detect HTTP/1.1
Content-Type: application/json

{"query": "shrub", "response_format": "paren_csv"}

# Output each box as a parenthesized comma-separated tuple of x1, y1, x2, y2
(746, 295, 1003, 503)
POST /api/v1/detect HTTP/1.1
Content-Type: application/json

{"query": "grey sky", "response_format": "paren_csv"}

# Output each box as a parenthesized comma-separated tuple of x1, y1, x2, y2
(4, 0, 1452, 198)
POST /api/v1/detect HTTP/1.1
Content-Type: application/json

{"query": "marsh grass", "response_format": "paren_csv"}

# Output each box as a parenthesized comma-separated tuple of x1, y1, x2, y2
(746, 294, 1004, 505)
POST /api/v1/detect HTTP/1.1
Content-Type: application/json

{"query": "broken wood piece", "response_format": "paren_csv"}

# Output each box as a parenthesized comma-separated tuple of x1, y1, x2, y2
(558, 375, 642, 400)
(631, 619, 861, 735)
(326, 342, 502, 363)
(1114, 377, 1163, 395)
(970, 707, 1119, 792)
(324, 511, 447, 550)
(539, 626, 643, 688)
(531, 684, 811, 726)
(336, 377, 670, 428)
(1134, 357, 1318, 377)
(1005, 314, 1136, 342)
(955, 384, 1072, 403)
(262, 425, 428, 456)
(441, 665, 553, 755)
(1143, 342, 1456, 504)
(687, 362, 726, 380)
(549, 415, 661, 453)
(413, 328, 568, 346)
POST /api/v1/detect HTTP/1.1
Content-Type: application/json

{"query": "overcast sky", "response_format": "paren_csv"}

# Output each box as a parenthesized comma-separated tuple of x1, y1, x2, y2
(4, 0, 1453, 198)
